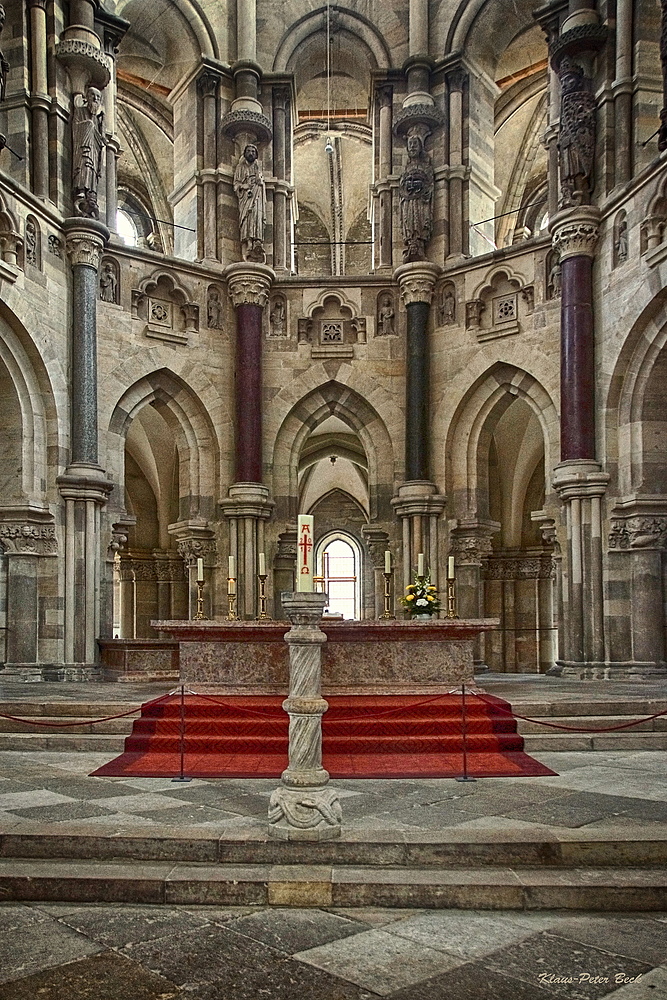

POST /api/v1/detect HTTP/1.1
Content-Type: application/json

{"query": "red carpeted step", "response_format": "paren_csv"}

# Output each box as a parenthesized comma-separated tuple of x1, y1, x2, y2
(91, 692, 556, 779)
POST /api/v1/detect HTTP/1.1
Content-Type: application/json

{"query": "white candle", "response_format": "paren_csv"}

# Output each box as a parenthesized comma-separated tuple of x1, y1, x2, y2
(258, 551, 266, 576)
(297, 515, 314, 592)
(417, 552, 424, 577)
(228, 555, 235, 579)
(196, 557, 204, 583)
(384, 549, 391, 574)
(228, 576, 236, 596)
(448, 555, 455, 579)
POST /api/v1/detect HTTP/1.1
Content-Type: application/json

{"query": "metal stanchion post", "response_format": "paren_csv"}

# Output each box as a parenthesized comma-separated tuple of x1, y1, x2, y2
(172, 684, 192, 782)
(456, 682, 476, 783)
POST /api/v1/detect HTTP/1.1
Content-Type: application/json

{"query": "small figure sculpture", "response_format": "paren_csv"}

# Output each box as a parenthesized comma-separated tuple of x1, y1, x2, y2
(25, 218, 37, 267)
(72, 87, 106, 219)
(377, 293, 395, 336)
(233, 143, 266, 262)
(547, 259, 562, 299)
(0, 5, 8, 104)
(557, 57, 596, 207)
(207, 287, 223, 329)
(99, 262, 117, 303)
(616, 218, 628, 262)
(270, 296, 286, 337)
(398, 133, 434, 262)
(439, 288, 456, 325)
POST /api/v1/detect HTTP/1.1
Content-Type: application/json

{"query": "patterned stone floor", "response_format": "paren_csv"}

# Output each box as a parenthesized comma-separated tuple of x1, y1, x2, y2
(0, 901, 665, 999)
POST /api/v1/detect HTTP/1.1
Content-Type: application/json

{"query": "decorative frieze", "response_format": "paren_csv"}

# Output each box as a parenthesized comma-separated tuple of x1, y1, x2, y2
(0, 523, 57, 555)
(484, 555, 555, 580)
(609, 517, 667, 550)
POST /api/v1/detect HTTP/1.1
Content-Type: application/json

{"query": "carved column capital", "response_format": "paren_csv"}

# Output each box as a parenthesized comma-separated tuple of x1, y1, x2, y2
(394, 261, 440, 305)
(550, 206, 600, 262)
(224, 261, 274, 308)
(63, 218, 109, 269)
(197, 69, 220, 98)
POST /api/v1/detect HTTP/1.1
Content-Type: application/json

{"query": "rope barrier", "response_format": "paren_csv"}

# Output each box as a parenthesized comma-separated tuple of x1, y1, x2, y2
(471, 690, 667, 733)
(0, 692, 172, 728)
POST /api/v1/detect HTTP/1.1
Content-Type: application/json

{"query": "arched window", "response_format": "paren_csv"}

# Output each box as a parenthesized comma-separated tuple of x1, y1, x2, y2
(116, 208, 138, 246)
(315, 532, 361, 619)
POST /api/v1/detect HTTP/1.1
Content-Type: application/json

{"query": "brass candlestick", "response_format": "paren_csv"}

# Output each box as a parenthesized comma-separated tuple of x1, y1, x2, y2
(379, 570, 395, 619)
(446, 576, 459, 619)
(193, 579, 208, 620)
(227, 579, 239, 621)
(256, 573, 271, 620)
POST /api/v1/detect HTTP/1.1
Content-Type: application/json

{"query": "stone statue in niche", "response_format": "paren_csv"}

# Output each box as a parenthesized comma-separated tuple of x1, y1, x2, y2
(25, 218, 37, 267)
(270, 296, 286, 337)
(0, 5, 9, 103)
(377, 293, 395, 336)
(616, 218, 628, 263)
(72, 87, 106, 219)
(546, 255, 562, 299)
(439, 287, 456, 325)
(398, 132, 434, 262)
(207, 287, 223, 329)
(233, 143, 266, 263)
(557, 57, 596, 208)
(99, 261, 118, 303)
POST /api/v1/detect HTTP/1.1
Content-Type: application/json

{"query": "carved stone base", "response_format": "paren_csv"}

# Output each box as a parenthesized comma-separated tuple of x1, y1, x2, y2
(268, 785, 342, 841)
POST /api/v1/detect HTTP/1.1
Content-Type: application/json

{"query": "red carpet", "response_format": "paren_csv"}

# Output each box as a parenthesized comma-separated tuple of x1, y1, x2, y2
(91, 693, 556, 779)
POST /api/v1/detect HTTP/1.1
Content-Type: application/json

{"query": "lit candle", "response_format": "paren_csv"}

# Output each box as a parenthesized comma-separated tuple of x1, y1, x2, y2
(448, 555, 455, 579)
(384, 549, 391, 574)
(228, 555, 235, 579)
(417, 552, 424, 577)
(258, 551, 266, 576)
(196, 557, 204, 583)
(228, 576, 236, 596)
(297, 515, 314, 592)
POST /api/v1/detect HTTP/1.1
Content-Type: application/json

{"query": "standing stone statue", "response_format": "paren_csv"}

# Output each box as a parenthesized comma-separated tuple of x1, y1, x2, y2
(233, 143, 266, 263)
(557, 57, 596, 208)
(99, 261, 117, 302)
(377, 293, 395, 336)
(0, 5, 9, 103)
(616, 218, 628, 262)
(72, 87, 106, 219)
(439, 288, 456, 325)
(398, 133, 434, 262)
(207, 287, 223, 329)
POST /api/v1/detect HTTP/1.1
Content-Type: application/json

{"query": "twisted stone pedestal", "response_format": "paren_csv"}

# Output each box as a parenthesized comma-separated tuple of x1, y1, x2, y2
(268, 592, 342, 841)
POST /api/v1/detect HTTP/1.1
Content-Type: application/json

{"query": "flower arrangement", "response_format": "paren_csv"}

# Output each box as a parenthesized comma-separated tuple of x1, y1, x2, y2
(400, 574, 441, 618)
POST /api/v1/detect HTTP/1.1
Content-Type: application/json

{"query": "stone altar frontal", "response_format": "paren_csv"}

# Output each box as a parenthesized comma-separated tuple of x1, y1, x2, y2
(152, 619, 499, 693)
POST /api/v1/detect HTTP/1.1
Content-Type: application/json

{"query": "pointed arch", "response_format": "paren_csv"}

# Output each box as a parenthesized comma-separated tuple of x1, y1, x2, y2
(273, 7, 391, 73)
(107, 368, 219, 515)
(272, 380, 395, 522)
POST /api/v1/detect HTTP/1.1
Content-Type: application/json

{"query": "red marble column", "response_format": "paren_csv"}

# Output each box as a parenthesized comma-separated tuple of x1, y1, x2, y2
(560, 254, 595, 461)
(235, 302, 263, 483)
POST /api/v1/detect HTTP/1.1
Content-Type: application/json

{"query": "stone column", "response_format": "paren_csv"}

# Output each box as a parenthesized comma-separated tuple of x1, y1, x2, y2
(450, 520, 497, 670)
(98, 9, 129, 232)
(660, 0, 667, 152)
(392, 484, 447, 594)
(219, 484, 274, 619)
(409, 0, 428, 57)
(272, 86, 290, 272)
(199, 70, 220, 262)
(375, 85, 394, 270)
(268, 592, 342, 841)
(447, 69, 466, 260)
(612, 0, 633, 185)
(27, 0, 50, 199)
(168, 521, 216, 620)
(58, 219, 113, 668)
(395, 261, 440, 482)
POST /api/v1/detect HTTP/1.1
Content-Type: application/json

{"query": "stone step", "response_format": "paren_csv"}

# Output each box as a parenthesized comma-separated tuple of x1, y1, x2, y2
(522, 731, 667, 751)
(517, 714, 667, 734)
(2, 830, 666, 869)
(0, 716, 136, 734)
(0, 732, 125, 752)
(0, 857, 664, 909)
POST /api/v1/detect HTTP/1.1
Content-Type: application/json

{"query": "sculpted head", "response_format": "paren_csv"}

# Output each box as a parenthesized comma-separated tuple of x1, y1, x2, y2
(406, 134, 423, 158)
(244, 144, 258, 163)
(86, 87, 102, 113)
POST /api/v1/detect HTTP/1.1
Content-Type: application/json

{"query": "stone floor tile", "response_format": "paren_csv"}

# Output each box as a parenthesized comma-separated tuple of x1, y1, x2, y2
(90, 793, 196, 812)
(7, 801, 117, 823)
(388, 961, 561, 999)
(0, 790, 74, 810)
(326, 907, 423, 927)
(0, 904, 103, 984)
(106, 777, 208, 791)
(382, 908, 556, 958)
(482, 931, 653, 1000)
(293, 926, 466, 996)
(164, 784, 269, 815)
(550, 916, 667, 967)
(500, 793, 623, 829)
(599, 966, 667, 999)
(131, 805, 241, 825)
(120, 922, 375, 998)
(58, 903, 211, 948)
(36, 778, 143, 801)
(228, 906, 367, 953)
(0, 951, 181, 1000)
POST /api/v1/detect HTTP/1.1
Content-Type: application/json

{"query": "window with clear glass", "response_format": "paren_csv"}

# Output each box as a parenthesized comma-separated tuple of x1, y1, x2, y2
(116, 209, 138, 246)
(315, 534, 360, 619)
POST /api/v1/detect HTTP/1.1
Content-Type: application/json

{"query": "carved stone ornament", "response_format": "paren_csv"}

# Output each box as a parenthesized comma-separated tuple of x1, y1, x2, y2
(55, 39, 111, 91)
(65, 232, 104, 269)
(0, 523, 57, 555)
(220, 109, 272, 145)
(450, 532, 494, 566)
(130, 559, 157, 582)
(225, 263, 273, 309)
(398, 133, 434, 263)
(71, 87, 106, 219)
(268, 785, 342, 832)
(395, 261, 439, 306)
(556, 57, 596, 208)
(551, 217, 599, 262)
(609, 517, 667, 550)
(484, 555, 555, 580)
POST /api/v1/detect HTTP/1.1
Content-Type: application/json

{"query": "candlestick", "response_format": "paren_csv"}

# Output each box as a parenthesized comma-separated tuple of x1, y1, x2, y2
(228, 576, 236, 596)
(258, 551, 266, 577)
(196, 557, 204, 583)
(228, 555, 235, 578)
(193, 579, 208, 621)
(384, 549, 391, 574)
(379, 570, 395, 619)
(256, 573, 271, 620)
(446, 578, 458, 619)
(417, 552, 424, 577)
(226, 590, 239, 620)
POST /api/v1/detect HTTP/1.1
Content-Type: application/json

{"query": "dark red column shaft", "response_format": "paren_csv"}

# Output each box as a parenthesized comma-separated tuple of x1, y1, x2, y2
(235, 302, 263, 483)
(560, 254, 595, 461)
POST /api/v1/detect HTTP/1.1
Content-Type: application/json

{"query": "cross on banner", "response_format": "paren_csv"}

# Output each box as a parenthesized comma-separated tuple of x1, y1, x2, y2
(297, 515, 314, 592)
